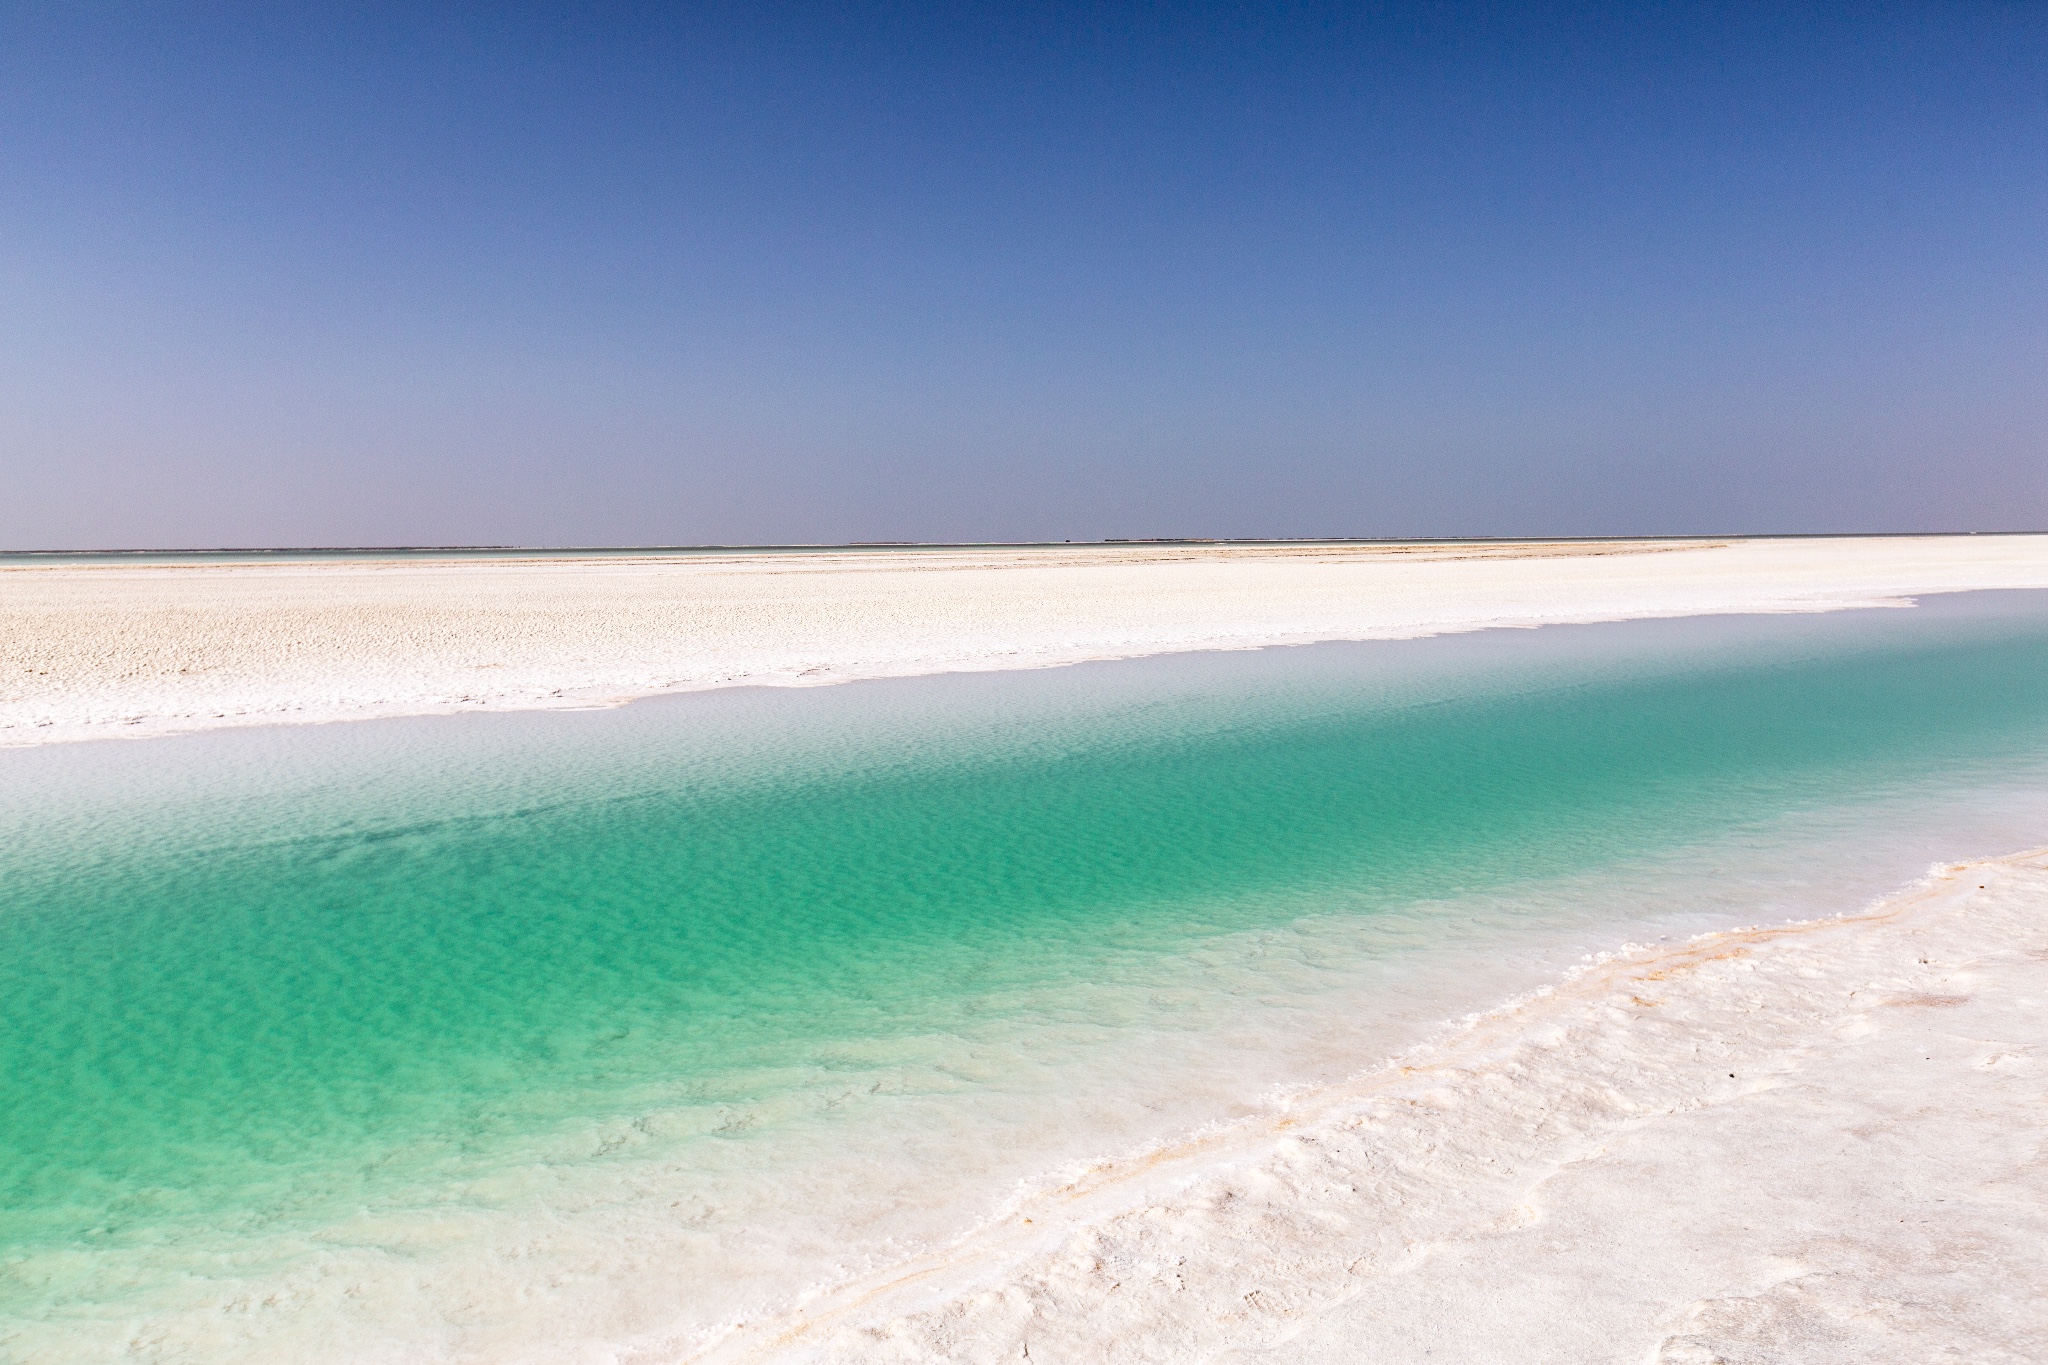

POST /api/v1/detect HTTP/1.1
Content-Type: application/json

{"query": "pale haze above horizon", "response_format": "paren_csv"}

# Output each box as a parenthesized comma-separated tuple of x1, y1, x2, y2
(3, 2, 2044, 551)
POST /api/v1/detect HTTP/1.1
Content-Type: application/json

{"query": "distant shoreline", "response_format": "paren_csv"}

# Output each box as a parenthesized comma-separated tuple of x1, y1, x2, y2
(3, 528, 2043, 563)
(6, 534, 2047, 747)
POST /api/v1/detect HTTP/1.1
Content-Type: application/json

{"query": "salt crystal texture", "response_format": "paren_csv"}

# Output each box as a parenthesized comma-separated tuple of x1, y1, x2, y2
(687, 852, 2048, 1364)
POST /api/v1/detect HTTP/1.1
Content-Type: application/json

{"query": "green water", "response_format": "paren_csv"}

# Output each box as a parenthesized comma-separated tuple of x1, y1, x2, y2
(5, 596, 2048, 1299)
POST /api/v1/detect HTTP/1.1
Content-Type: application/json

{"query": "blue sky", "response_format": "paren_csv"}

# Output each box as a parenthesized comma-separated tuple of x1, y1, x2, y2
(3, 2, 2043, 548)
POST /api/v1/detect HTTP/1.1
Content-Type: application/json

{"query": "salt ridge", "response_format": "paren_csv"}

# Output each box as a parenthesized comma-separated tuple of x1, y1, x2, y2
(674, 850, 2048, 1364)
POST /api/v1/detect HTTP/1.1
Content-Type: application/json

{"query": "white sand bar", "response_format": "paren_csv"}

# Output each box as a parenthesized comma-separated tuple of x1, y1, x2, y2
(6, 534, 2048, 745)
(692, 851, 2048, 1365)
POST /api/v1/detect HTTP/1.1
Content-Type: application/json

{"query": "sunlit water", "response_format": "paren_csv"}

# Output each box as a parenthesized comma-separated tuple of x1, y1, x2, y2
(5, 593, 2048, 1361)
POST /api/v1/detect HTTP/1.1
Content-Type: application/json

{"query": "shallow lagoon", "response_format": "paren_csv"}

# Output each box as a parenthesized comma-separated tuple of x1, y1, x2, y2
(7, 592, 2048, 1360)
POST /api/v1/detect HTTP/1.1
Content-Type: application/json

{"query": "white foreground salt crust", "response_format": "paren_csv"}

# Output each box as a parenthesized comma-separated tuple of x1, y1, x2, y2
(682, 851, 2048, 1365)
(7, 535, 2048, 745)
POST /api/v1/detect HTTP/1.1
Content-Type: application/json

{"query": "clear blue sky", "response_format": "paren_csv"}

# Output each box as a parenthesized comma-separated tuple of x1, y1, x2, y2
(3, 2, 2043, 548)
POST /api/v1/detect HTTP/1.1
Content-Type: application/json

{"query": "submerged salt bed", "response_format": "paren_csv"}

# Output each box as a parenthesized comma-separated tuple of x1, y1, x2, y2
(6, 594, 2048, 1362)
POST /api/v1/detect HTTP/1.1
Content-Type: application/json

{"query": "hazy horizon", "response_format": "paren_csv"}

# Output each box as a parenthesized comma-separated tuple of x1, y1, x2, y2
(9, 531, 2048, 559)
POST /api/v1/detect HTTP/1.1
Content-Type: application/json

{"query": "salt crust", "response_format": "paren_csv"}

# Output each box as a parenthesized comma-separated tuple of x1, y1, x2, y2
(7, 535, 2048, 746)
(676, 851, 2048, 1364)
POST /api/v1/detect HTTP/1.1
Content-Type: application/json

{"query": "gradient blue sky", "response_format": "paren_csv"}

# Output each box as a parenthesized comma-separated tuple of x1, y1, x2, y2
(3, 2, 2043, 548)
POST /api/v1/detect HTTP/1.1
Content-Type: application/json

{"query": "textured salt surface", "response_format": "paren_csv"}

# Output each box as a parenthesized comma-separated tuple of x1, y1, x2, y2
(698, 851, 2048, 1365)
(7, 535, 2048, 745)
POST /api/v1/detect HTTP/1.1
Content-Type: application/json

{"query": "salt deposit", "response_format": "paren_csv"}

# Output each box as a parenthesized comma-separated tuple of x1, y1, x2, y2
(689, 851, 2048, 1364)
(7, 535, 2048, 745)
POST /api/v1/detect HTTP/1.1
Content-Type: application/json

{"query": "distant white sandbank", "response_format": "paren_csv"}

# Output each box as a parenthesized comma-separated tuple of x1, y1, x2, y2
(688, 849, 2048, 1364)
(6, 535, 2048, 746)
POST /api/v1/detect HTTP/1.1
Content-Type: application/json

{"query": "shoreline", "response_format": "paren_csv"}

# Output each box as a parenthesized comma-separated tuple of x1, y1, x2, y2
(7, 534, 2048, 747)
(8, 566, 2048, 1361)
(679, 847, 2048, 1364)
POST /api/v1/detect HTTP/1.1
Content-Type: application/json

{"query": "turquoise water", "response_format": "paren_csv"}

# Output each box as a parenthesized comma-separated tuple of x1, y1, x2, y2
(6, 594, 2048, 1358)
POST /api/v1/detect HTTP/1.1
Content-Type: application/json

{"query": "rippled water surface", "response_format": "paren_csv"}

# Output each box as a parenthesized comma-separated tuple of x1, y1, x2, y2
(6, 593, 2048, 1359)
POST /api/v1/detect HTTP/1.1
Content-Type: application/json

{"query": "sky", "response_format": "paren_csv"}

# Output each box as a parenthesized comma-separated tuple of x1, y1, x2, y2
(2, 2, 2044, 549)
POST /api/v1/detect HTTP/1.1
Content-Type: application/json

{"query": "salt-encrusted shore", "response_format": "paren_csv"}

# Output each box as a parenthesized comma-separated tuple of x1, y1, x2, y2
(685, 850, 2048, 1365)
(9, 536, 2048, 1363)
(6, 534, 2048, 745)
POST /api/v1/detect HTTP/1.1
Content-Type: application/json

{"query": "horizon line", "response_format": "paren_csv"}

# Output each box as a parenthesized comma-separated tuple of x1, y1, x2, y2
(4, 529, 2045, 558)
